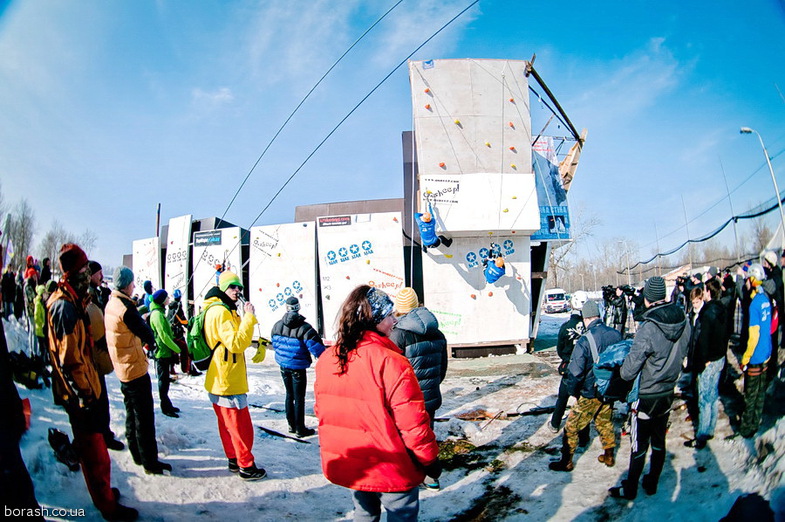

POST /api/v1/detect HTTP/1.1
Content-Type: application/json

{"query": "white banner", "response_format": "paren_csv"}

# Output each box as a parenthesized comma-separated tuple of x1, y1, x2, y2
(132, 237, 161, 295)
(164, 214, 192, 314)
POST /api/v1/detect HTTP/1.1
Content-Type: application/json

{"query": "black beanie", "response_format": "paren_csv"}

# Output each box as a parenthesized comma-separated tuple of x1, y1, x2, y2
(644, 276, 667, 303)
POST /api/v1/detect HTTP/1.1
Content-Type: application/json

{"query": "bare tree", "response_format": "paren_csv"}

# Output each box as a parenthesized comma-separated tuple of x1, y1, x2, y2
(38, 221, 74, 268)
(6, 199, 36, 269)
(548, 206, 601, 288)
(749, 217, 773, 257)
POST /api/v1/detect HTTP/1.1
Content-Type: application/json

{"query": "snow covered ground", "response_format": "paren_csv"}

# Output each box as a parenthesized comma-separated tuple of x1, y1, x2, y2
(6, 315, 784, 521)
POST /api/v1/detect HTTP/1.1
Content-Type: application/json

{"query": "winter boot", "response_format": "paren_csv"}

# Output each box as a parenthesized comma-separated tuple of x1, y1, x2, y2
(609, 479, 637, 500)
(144, 460, 172, 475)
(296, 427, 316, 438)
(548, 452, 574, 472)
(227, 458, 239, 473)
(642, 474, 658, 495)
(598, 448, 615, 467)
(239, 464, 267, 481)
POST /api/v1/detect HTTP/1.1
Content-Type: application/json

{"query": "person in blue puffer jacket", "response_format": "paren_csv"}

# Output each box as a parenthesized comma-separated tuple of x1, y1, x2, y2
(271, 297, 326, 438)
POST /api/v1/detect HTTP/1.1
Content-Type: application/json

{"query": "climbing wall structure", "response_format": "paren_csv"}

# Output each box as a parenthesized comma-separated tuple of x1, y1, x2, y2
(164, 214, 192, 312)
(248, 222, 318, 341)
(191, 227, 243, 311)
(409, 59, 543, 347)
(132, 237, 161, 291)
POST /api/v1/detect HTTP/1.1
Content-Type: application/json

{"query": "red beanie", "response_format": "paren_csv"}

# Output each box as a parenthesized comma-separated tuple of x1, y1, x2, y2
(59, 243, 89, 275)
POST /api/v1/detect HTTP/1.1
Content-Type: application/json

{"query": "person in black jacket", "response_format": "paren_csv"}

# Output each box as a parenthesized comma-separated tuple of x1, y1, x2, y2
(762, 250, 782, 381)
(271, 297, 325, 438)
(388, 287, 448, 491)
(1, 265, 16, 318)
(549, 300, 622, 472)
(685, 279, 727, 449)
(610, 276, 689, 500)
(549, 291, 588, 440)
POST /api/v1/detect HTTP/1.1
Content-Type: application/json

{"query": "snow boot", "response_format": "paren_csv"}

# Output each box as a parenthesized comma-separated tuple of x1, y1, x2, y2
(609, 480, 637, 500)
(296, 427, 316, 438)
(227, 458, 239, 473)
(598, 448, 615, 467)
(642, 474, 658, 495)
(239, 464, 267, 481)
(548, 452, 574, 472)
(144, 460, 172, 475)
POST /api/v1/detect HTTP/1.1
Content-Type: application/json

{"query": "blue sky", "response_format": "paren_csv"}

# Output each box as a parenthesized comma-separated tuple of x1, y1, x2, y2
(0, 0, 783, 268)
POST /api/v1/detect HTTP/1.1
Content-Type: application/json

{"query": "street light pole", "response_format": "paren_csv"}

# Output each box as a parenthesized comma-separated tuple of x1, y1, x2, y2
(741, 127, 785, 249)
(618, 240, 632, 288)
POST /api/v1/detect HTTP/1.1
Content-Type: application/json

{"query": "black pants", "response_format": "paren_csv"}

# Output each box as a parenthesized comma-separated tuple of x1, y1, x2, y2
(0, 429, 43, 519)
(96, 373, 114, 440)
(551, 378, 570, 428)
(280, 368, 307, 433)
(120, 373, 159, 467)
(625, 393, 674, 493)
(155, 357, 176, 412)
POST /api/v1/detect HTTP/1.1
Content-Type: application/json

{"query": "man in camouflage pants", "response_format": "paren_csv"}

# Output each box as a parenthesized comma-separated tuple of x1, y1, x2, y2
(549, 300, 622, 472)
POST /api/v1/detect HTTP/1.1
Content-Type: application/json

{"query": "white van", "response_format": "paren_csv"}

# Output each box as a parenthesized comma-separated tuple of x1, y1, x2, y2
(544, 288, 570, 314)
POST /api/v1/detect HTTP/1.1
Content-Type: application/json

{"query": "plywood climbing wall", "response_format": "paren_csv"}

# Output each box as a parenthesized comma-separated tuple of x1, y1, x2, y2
(164, 214, 192, 313)
(317, 212, 405, 341)
(191, 227, 243, 312)
(132, 237, 161, 293)
(248, 222, 318, 341)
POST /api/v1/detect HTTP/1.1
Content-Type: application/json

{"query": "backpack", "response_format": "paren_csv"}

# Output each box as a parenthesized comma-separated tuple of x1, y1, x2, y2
(186, 302, 229, 371)
(585, 333, 639, 403)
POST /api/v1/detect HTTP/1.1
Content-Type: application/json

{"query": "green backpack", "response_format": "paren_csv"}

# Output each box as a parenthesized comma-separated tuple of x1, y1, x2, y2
(186, 302, 229, 371)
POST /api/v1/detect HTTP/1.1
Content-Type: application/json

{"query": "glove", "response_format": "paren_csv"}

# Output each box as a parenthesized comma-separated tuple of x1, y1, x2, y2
(424, 459, 442, 479)
(252, 341, 267, 364)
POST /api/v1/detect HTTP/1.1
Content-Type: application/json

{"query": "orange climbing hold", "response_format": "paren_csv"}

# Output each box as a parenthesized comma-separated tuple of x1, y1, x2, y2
(508, 121, 515, 128)
(424, 88, 430, 94)
(425, 104, 431, 110)
(439, 162, 446, 168)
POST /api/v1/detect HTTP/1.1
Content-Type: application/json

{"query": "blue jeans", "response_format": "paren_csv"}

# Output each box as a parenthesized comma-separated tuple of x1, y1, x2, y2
(697, 358, 724, 441)
(352, 488, 419, 522)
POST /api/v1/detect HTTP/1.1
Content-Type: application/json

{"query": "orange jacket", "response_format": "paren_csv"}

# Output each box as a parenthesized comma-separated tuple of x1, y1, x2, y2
(104, 290, 151, 383)
(314, 331, 438, 492)
(47, 283, 101, 408)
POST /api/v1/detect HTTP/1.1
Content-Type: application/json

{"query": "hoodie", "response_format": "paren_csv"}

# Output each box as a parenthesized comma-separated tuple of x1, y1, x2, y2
(621, 301, 690, 397)
(271, 311, 325, 370)
(388, 307, 448, 414)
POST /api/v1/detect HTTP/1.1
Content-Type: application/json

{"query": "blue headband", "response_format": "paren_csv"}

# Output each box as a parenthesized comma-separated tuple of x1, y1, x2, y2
(366, 287, 394, 324)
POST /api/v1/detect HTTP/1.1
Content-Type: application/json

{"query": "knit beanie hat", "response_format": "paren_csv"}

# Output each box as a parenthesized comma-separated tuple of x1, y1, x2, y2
(152, 289, 168, 305)
(173, 289, 182, 300)
(59, 243, 89, 276)
(764, 250, 778, 267)
(113, 266, 134, 290)
(395, 287, 419, 314)
(219, 271, 242, 292)
(88, 260, 102, 275)
(644, 276, 667, 303)
(366, 287, 394, 324)
(286, 296, 300, 312)
(582, 300, 600, 319)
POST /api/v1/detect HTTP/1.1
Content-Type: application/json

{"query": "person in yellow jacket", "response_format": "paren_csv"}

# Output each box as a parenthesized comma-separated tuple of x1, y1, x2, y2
(203, 271, 265, 480)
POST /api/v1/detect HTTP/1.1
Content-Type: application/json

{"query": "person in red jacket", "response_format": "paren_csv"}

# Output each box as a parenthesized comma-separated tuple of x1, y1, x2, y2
(315, 285, 441, 521)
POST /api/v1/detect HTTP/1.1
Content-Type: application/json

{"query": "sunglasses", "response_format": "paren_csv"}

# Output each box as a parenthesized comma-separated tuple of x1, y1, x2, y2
(227, 284, 242, 290)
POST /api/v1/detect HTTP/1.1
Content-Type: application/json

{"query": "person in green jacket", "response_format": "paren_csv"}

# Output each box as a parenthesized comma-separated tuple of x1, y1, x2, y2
(149, 290, 181, 418)
(33, 285, 47, 365)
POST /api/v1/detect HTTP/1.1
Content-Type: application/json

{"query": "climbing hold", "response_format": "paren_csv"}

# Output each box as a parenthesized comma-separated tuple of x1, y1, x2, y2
(454, 119, 461, 125)
(485, 141, 491, 147)
(259, 288, 263, 292)
(512, 195, 518, 199)
(277, 252, 281, 257)
(366, 259, 370, 264)
(425, 104, 431, 110)
(439, 162, 446, 168)
(470, 294, 476, 299)
(488, 291, 494, 297)
(346, 276, 350, 280)
(325, 295, 330, 300)
(508, 122, 515, 128)
(393, 216, 398, 222)
(509, 98, 515, 103)
(444, 254, 453, 259)
(510, 163, 517, 169)
(503, 208, 509, 213)
(509, 146, 516, 152)
(426, 190, 433, 194)
(276, 283, 280, 287)
(512, 230, 517, 234)
(424, 88, 430, 94)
